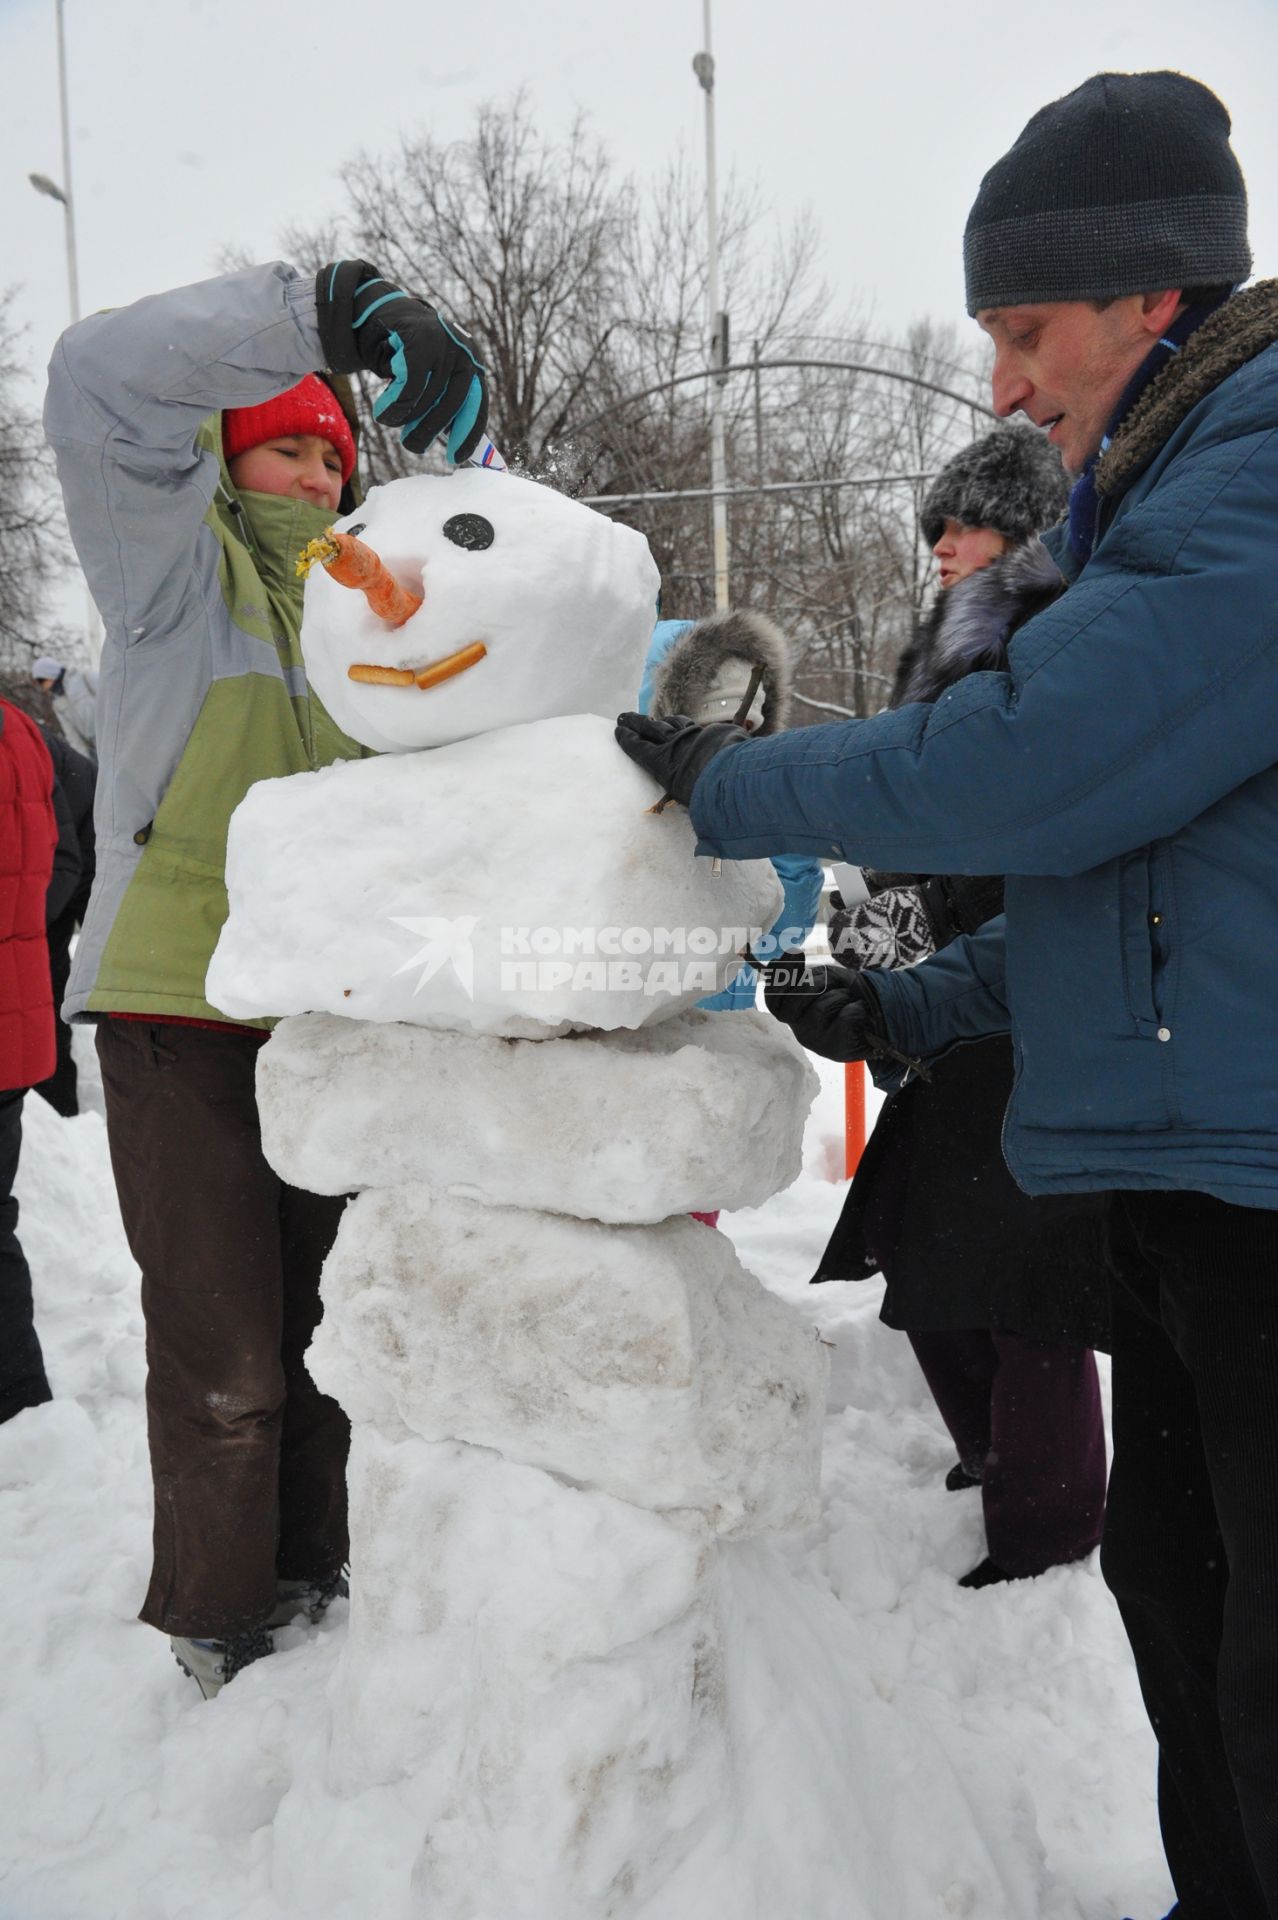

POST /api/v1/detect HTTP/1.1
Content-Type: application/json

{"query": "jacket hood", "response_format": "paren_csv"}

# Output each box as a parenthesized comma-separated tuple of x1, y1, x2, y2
(648, 609, 794, 734)
(1097, 278, 1278, 500)
(199, 414, 337, 601)
(201, 364, 364, 558)
(234, 487, 336, 597)
(891, 537, 1065, 708)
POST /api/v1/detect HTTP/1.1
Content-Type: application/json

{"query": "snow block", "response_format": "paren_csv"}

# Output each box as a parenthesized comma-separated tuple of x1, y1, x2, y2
(255, 1007, 817, 1222)
(330, 1429, 729, 1917)
(308, 1191, 827, 1533)
(206, 714, 783, 1038)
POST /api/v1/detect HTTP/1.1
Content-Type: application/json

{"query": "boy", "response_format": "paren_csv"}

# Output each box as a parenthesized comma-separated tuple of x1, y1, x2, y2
(45, 258, 487, 1697)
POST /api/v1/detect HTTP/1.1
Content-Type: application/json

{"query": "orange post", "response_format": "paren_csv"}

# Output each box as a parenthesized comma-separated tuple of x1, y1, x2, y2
(844, 1060, 867, 1179)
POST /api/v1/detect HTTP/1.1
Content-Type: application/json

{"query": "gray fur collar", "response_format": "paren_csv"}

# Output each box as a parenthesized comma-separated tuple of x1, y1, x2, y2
(1097, 279, 1278, 499)
(650, 609, 793, 733)
(892, 538, 1065, 708)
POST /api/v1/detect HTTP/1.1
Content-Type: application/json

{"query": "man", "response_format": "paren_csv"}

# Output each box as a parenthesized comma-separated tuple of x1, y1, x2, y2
(616, 72, 1278, 1920)
(31, 655, 98, 762)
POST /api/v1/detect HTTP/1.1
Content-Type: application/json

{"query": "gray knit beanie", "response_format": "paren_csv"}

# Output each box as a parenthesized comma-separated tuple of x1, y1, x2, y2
(964, 71, 1251, 314)
(921, 424, 1069, 547)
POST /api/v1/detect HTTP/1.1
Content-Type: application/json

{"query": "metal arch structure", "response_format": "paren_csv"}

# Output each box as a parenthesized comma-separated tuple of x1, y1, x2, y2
(568, 354, 997, 444)
(581, 469, 942, 508)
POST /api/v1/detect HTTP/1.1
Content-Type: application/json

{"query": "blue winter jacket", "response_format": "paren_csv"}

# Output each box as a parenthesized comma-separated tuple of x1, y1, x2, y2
(688, 289, 1278, 1207)
(642, 619, 823, 1011)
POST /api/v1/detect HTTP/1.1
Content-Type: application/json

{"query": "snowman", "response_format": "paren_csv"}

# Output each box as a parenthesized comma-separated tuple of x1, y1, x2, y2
(206, 468, 828, 1917)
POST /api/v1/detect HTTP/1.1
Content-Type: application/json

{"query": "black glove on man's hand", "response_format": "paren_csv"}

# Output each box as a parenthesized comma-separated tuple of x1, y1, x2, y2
(614, 711, 747, 808)
(763, 950, 885, 1063)
(316, 260, 489, 462)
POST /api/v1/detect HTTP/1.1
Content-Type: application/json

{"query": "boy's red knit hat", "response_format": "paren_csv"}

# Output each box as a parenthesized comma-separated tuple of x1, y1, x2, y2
(222, 374, 357, 482)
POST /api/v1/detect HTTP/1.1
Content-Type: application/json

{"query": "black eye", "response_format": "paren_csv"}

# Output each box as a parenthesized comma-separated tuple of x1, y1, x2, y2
(345, 522, 366, 537)
(443, 513, 495, 551)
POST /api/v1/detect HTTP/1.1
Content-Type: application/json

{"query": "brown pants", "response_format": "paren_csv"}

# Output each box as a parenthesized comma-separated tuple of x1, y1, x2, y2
(97, 1020, 350, 1637)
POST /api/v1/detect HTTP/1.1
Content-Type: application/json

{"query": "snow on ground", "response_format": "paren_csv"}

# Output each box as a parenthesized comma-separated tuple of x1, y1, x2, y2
(0, 1034, 1174, 1920)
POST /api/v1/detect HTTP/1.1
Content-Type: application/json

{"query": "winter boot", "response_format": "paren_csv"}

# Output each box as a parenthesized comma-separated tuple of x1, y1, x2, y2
(268, 1569, 349, 1628)
(171, 1625, 274, 1699)
(958, 1556, 1026, 1590)
(944, 1461, 984, 1492)
(960, 1544, 1097, 1589)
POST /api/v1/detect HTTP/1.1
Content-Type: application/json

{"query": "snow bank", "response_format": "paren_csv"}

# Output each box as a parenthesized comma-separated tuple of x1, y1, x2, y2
(207, 715, 782, 1036)
(255, 1007, 818, 1221)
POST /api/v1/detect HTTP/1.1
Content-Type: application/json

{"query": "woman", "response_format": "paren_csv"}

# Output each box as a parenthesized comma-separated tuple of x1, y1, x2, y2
(817, 424, 1109, 1590)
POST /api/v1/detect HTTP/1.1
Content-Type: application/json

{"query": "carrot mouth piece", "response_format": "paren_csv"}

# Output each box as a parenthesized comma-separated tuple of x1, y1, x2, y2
(348, 643, 488, 691)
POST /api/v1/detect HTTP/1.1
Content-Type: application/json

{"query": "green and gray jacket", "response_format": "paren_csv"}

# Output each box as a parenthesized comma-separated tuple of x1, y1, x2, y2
(44, 262, 368, 1025)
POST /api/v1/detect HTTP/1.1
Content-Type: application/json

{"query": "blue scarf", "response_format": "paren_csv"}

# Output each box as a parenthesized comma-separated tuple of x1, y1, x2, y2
(1067, 293, 1230, 566)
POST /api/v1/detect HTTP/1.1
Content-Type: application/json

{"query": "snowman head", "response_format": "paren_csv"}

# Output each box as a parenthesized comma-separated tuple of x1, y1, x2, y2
(300, 470, 660, 753)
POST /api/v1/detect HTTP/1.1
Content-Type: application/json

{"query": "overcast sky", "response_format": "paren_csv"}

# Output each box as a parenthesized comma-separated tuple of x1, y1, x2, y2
(5, 0, 1278, 394)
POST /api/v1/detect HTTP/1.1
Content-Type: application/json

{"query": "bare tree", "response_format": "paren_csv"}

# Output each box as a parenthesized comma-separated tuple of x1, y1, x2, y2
(278, 98, 998, 716)
(0, 290, 72, 673)
(286, 97, 630, 482)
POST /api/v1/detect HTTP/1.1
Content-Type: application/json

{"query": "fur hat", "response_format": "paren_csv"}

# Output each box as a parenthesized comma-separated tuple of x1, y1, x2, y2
(222, 373, 357, 483)
(649, 610, 793, 735)
(920, 424, 1069, 548)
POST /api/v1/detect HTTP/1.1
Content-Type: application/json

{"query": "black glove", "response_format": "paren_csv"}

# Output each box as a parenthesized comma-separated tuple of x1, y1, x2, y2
(614, 711, 747, 807)
(763, 951, 885, 1063)
(316, 259, 489, 462)
(917, 872, 1005, 947)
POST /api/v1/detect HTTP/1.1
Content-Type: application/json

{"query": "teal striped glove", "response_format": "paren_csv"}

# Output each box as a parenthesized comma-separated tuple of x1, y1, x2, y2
(316, 259, 489, 463)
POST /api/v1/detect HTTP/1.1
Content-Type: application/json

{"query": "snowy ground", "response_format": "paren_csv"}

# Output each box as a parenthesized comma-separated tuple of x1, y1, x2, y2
(1, 1035, 1174, 1920)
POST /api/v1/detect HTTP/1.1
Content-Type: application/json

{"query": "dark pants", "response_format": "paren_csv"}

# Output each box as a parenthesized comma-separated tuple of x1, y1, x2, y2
(0, 1089, 52, 1423)
(96, 1020, 350, 1639)
(33, 909, 77, 1118)
(908, 1326, 1107, 1576)
(1102, 1190, 1278, 1920)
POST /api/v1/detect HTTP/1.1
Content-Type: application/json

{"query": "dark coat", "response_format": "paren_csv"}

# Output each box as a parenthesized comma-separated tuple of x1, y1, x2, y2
(814, 541, 1110, 1349)
(41, 729, 95, 923)
(816, 1037, 1111, 1346)
(689, 284, 1278, 1209)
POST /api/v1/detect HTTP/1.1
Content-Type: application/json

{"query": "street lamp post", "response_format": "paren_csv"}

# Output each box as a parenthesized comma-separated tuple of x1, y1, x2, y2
(28, 0, 96, 660)
(693, 2, 730, 611)
(28, 0, 80, 324)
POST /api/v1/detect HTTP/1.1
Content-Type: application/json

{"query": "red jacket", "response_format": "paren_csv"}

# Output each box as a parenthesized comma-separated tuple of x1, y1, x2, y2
(0, 700, 57, 1091)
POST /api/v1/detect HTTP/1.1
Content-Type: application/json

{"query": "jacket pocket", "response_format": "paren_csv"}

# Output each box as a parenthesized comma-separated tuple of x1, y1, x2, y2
(1119, 851, 1160, 1030)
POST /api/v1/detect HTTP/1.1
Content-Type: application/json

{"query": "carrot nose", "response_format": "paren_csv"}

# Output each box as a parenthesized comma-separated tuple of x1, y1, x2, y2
(297, 530, 424, 629)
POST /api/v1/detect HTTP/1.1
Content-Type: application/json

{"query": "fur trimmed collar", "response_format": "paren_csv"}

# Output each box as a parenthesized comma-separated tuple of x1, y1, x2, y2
(1097, 279, 1278, 499)
(891, 538, 1065, 708)
(649, 609, 793, 734)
